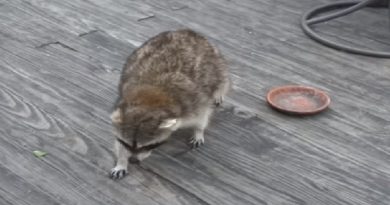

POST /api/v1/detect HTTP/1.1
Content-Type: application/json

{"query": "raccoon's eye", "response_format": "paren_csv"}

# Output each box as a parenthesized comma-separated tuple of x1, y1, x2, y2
(146, 131, 156, 137)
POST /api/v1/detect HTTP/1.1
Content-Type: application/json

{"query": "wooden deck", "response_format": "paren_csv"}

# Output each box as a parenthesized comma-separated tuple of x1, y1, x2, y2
(1, 0, 390, 204)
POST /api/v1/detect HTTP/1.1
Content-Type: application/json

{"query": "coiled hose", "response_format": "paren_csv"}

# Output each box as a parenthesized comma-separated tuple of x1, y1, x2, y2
(301, 0, 390, 58)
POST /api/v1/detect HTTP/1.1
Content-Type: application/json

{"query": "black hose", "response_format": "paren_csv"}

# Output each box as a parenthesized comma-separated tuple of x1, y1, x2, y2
(307, 0, 377, 25)
(301, 0, 390, 58)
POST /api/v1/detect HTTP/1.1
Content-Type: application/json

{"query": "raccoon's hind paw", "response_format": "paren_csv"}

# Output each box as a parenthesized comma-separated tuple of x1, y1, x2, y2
(214, 96, 224, 107)
(110, 167, 128, 180)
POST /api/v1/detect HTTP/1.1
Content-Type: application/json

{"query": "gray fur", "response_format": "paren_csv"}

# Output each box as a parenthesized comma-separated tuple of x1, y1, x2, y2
(110, 29, 230, 179)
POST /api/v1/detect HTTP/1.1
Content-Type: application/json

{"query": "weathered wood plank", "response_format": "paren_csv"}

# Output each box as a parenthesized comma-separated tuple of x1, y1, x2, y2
(2, 39, 386, 203)
(1, 0, 390, 204)
(0, 163, 60, 205)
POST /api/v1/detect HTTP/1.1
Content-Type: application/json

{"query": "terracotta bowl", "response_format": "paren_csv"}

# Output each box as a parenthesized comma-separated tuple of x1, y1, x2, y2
(266, 85, 331, 115)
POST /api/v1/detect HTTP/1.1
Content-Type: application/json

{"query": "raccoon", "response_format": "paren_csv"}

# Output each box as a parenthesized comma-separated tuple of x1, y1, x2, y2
(110, 29, 230, 179)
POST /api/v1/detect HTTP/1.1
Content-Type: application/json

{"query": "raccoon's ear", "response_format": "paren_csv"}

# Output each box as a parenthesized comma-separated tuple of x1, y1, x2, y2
(110, 109, 122, 124)
(159, 119, 177, 129)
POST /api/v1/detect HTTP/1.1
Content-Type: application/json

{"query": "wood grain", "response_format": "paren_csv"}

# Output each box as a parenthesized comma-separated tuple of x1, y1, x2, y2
(1, 0, 390, 204)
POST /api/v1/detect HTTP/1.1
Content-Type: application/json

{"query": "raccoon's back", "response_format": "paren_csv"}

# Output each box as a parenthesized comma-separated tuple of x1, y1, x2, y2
(120, 29, 227, 97)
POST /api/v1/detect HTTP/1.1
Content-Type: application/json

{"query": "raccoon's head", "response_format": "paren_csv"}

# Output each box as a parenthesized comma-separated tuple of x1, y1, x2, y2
(111, 86, 180, 162)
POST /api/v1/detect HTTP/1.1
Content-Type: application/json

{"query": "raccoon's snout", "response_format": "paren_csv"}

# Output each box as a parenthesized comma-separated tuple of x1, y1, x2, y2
(129, 157, 140, 164)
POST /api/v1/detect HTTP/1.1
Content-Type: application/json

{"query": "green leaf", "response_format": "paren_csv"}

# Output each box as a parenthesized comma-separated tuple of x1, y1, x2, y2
(33, 150, 48, 158)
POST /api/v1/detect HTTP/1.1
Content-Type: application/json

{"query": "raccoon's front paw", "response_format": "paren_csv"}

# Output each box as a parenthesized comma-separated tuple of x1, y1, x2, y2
(190, 135, 204, 149)
(110, 167, 128, 180)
